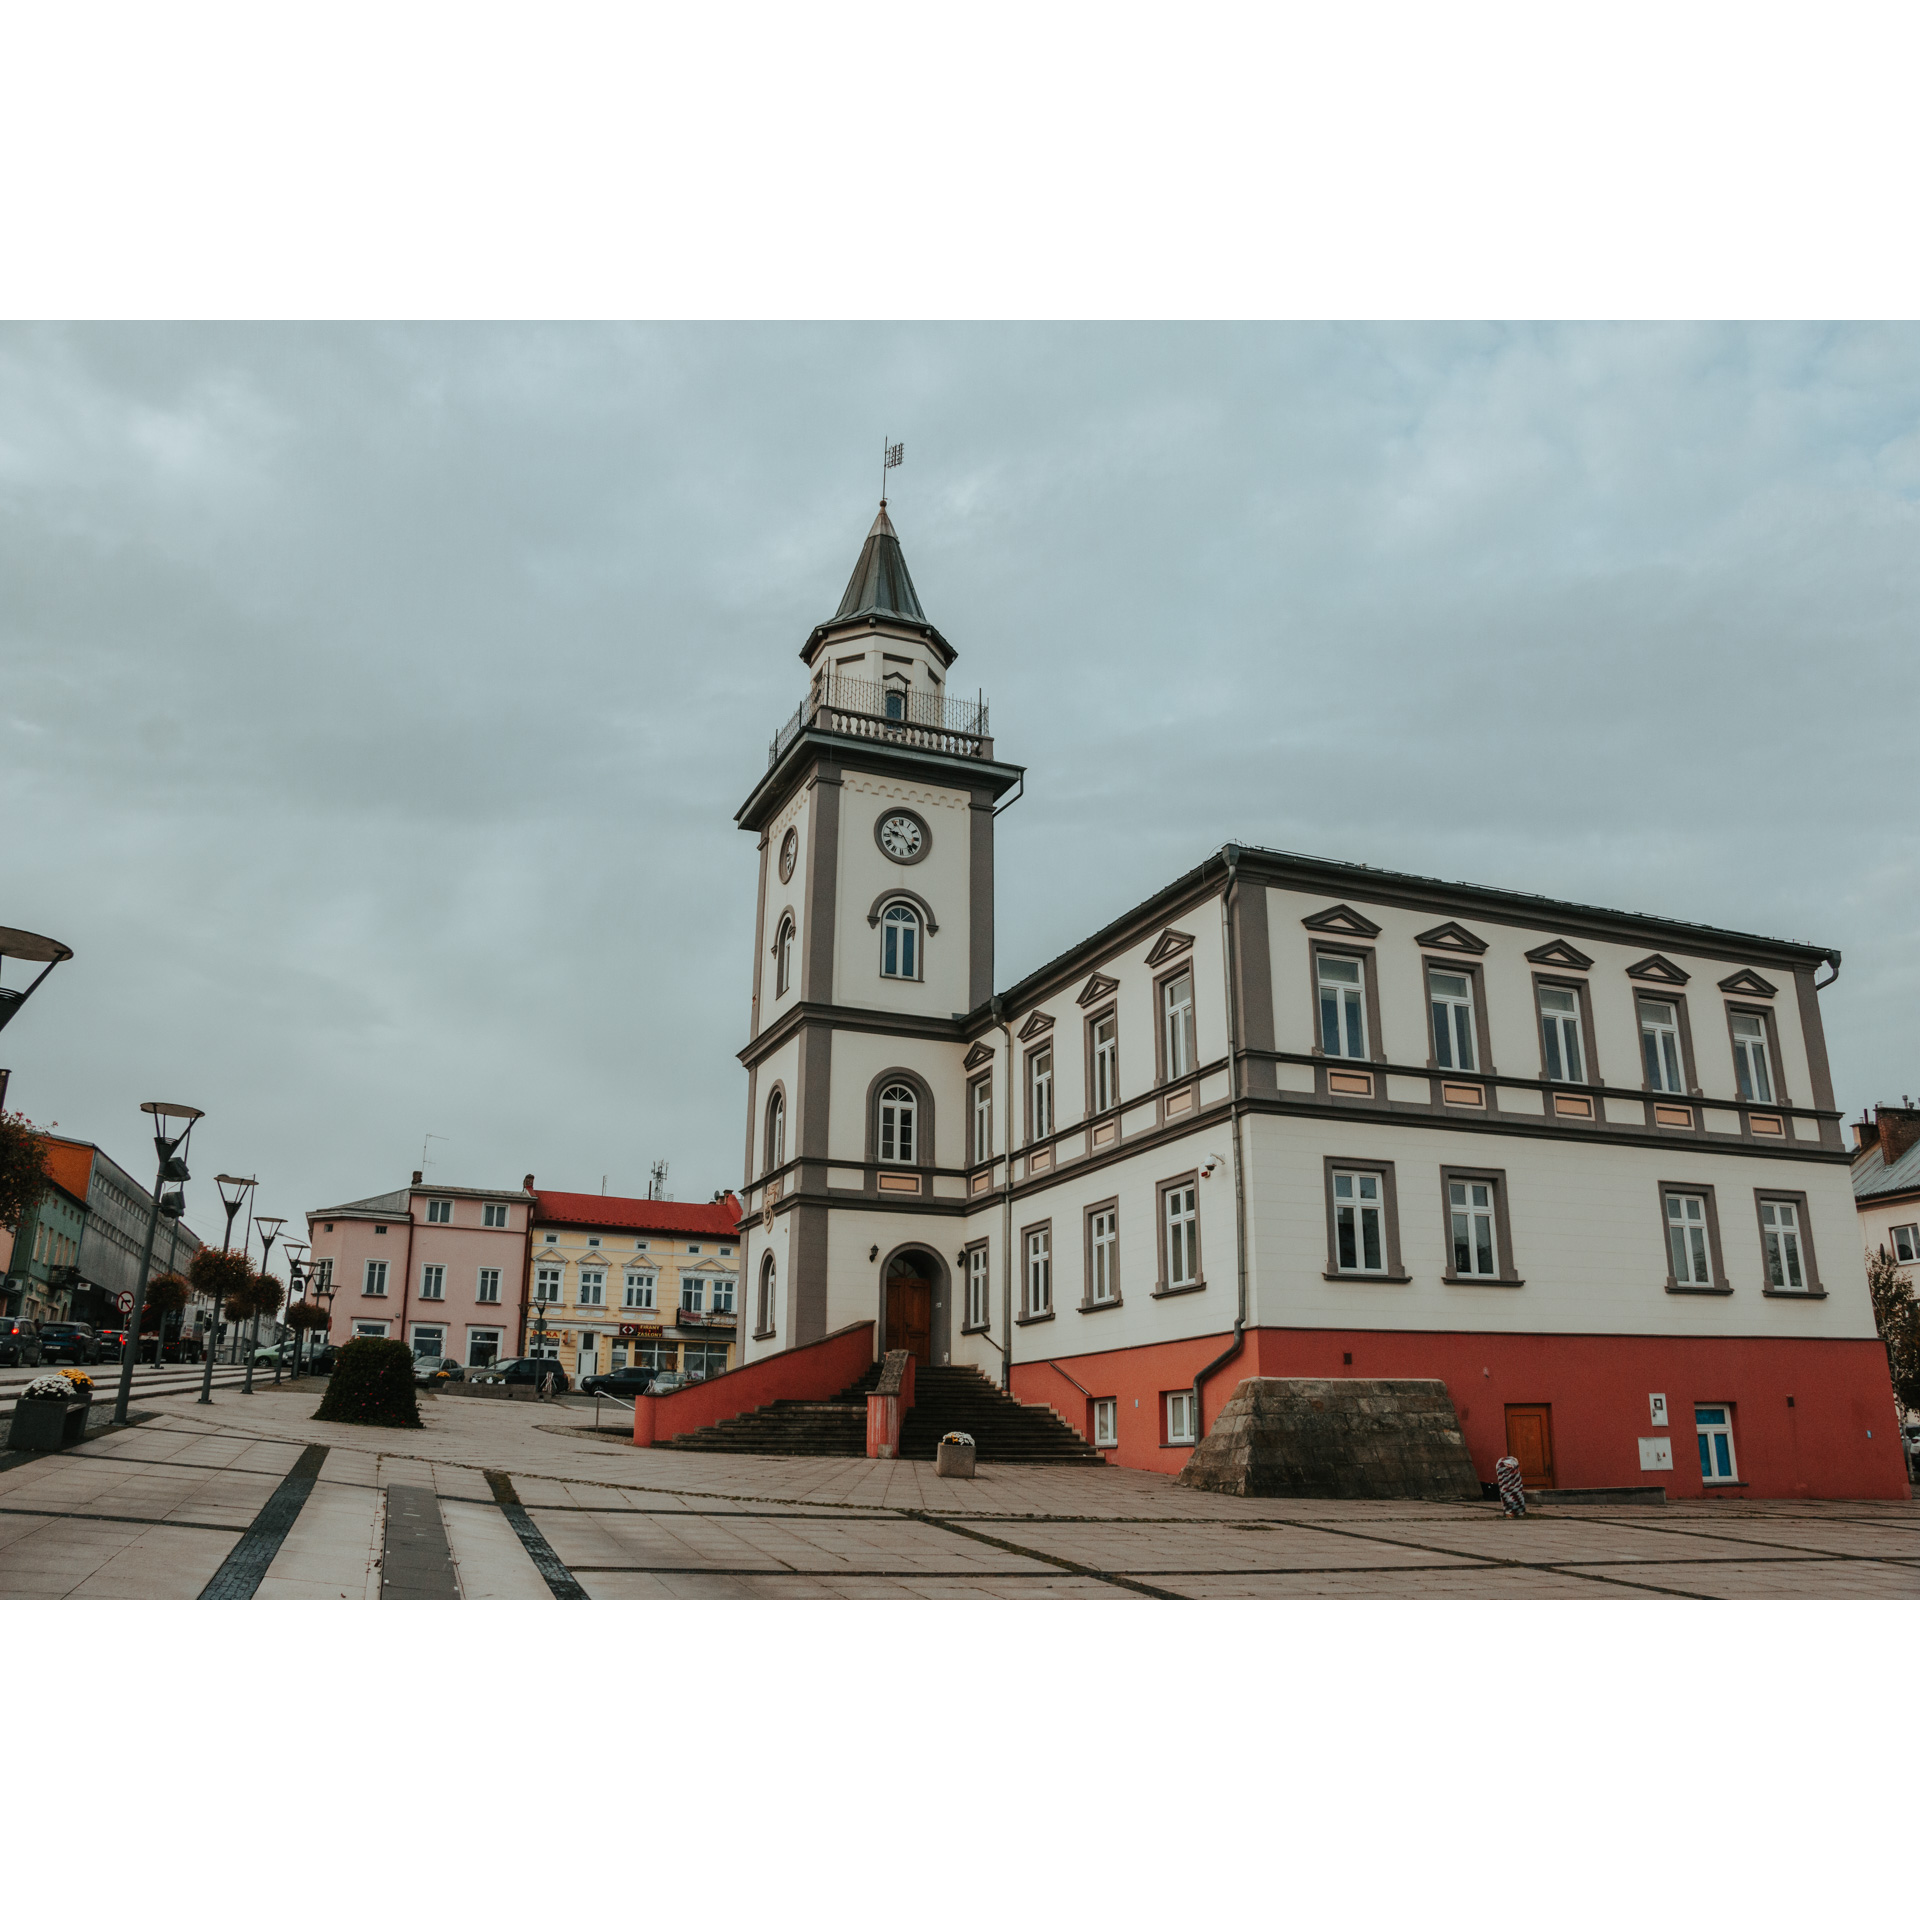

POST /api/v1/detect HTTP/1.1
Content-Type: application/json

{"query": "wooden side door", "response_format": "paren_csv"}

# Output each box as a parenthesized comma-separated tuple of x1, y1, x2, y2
(885, 1273, 932, 1363)
(1504, 1404, 1555, 1488)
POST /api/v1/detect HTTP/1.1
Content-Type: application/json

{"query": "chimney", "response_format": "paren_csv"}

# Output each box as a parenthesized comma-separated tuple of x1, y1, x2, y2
(1854, 1111, 1879, 1153)
(1874, 1103, 1920, 1167)
(523, 1174, 535, 1193)
(411, 1171, 422, 1186)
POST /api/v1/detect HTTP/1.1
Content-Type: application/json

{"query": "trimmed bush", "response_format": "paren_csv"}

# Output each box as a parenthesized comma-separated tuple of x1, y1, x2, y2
(314, 1337, 422, 1429)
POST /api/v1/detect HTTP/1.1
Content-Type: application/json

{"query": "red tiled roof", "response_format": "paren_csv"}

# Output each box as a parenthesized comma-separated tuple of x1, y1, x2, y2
(533, 1190, 742, 1236)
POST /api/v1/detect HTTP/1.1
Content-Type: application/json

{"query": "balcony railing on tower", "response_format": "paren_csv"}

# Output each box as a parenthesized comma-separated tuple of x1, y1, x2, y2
(769, 673, 992, 766)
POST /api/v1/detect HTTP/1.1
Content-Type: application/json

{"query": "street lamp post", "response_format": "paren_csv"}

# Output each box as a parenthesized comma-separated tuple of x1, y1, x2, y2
(242, 1217, 285, 1397)
(150, 1198, 185, 1371)
(276, 1244, 307, 1385)
(113, 1102, 203, 1426)
(0, 928, 75, 1109)
(199, 1174, 257, 1405)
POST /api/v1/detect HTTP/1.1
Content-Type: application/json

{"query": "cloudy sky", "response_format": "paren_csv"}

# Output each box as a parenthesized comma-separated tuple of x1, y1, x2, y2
(2, 322, 1916, 1255)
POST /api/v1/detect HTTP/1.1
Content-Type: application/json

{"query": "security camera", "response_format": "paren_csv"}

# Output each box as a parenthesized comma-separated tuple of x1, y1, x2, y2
(1199, 1154, 1225, 1180)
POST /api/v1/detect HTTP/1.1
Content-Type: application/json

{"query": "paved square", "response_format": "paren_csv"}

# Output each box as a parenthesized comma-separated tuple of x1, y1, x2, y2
(0, 1384, 1912, 1600)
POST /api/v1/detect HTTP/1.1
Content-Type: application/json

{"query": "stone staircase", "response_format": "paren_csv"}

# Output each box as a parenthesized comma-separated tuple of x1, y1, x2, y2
(653, 1361, 1104, 1464)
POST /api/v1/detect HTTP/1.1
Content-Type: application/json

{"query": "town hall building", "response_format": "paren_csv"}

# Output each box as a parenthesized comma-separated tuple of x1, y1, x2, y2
(724, 503, 1907, 1499)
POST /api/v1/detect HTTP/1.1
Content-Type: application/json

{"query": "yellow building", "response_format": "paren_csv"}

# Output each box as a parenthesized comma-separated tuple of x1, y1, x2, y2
(529, 1188, 741, 1384)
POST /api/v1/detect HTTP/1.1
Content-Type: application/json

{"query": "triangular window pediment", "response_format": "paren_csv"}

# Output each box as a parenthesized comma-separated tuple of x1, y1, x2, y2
(1414, 920, 1489, 955)
(962, 1042, 995, 1071)
(1716, 967, 1777, 999)
(1016, 1010, 1055, 1041)
(1524, 938, 1594, 972)
(1301, 904, 1382, 940)
(1143, 927, 1196, 967)
(1626, 954, 1691, 986)
(1076, 972, 1119, 1007)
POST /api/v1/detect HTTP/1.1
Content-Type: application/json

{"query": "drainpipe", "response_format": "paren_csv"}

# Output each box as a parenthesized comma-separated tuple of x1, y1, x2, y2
(995, 993, 1014, 1393)
(1190, 847, 1250, 1441)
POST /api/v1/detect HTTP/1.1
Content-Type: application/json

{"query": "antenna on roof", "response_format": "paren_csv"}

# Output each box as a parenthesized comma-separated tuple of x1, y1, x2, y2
(648, 1159, 668, 1202)
(601, 1175, 608, 1195)
(881, 437, 903, 506)
(421, 1132, 447, 1173)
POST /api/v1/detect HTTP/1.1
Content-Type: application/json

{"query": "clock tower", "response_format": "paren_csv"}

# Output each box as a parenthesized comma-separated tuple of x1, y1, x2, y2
(733, 505, 1023, 1361)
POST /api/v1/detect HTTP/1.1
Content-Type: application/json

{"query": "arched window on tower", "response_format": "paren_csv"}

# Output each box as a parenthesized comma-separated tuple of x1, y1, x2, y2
(766, 1088, 786, 1174)
(881, 903, 920, 980)
(883, 672, 909, 721)
(775, 914, 795, 997)
(758, 1253, 777, 1335)
(878, 1082, 918, 1163)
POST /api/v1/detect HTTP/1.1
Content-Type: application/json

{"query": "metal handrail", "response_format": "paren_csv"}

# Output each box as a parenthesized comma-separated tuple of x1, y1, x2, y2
(768, 675, 991, 767)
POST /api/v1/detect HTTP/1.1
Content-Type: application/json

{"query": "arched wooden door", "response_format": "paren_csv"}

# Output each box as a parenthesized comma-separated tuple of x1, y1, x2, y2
(884, 1254, 934, 1363)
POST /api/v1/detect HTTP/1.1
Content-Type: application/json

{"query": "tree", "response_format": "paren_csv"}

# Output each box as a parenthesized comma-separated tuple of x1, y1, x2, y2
(0, 1110, 51, 1233)
(315, 1337, 421, 1428)
(1867, 1248, 1920, 1416)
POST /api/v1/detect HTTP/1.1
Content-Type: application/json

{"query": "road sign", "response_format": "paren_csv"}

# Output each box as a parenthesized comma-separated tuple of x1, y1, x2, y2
(116, 1291, 134, 1313)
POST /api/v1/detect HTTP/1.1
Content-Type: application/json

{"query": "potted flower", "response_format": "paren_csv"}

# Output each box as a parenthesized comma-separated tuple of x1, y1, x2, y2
(936, 1429, 976, 1479)
(8, 1373, 92, 1452)
(60, 1369, 94, 1400)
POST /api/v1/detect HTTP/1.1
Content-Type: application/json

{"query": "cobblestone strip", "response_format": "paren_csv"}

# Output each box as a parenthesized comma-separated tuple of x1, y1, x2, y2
(198, 1442, 331, 1599)
(913, 1511, 1184, 1599)
(484, 1469, 588, 1599)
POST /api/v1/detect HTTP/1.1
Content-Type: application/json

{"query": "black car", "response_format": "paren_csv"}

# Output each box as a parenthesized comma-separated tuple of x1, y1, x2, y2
(94, 1327, 128, 1359)
(37, 1322, 102, 1363)
(580, 1366, 658, 1398)
(0, 1317, 43, 1366)
(471, 1356, 570, 1393)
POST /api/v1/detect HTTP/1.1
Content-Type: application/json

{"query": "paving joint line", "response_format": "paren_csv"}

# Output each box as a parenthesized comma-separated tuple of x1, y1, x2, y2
(198, 1443, 330, 1599)
(912, 1510, 1184, 1599)
(0, 1504, 247, 1533)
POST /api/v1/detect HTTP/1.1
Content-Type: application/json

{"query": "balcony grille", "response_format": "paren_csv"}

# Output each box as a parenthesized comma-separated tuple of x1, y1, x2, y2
(769, 674, 991, 766)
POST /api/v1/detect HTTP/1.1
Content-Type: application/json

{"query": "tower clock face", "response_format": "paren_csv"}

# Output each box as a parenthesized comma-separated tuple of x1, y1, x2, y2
(778, 828, 797, 883)
(878, 812, 925, 862)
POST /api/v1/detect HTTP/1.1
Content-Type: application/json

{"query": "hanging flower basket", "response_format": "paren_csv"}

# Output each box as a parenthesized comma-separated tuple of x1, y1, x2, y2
(9, 1375, 91, 1452)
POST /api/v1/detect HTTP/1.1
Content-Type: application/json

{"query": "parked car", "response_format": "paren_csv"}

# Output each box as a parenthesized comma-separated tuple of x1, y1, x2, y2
(37, 1322, 102, 1363)
(0, 1317, 43, 1366)
(413, 1355, 466, 1385)
(579, 1366, 658, 1398)
(94, 1327, 128, 1358)
(306, 1343, 339, 1375)
(645, 1371, 693, 1395)
(470, 1356, 571, 1393)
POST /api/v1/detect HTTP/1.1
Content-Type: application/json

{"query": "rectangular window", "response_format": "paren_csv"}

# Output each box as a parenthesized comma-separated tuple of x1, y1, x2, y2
(1893, 1224, 1920, 1264)
(467, 1327, 501, 1368)
(966, 1244, 990, 1329)
(712, 1273, 735, 1315)
(363, 1259, 389, 1296)
(578, 1267, 605, 1306)
(1162, 1181, 1199, 1289)
(681, 1273, 705, 1312)
(1429, 970, 1477, 1073)
(1024, 1226, 1052, 1317)
(1162, 971, 1196, 1078)
(476, 1268, 501, 1303)
(625, 1268, 655, 1309)
(412, 1326, 444, 1358)
(1091, 1012, 1118, 1113)
(419, 1264, 445, 1300)
(1695, 1404, 1738, 1483)
(971, 1076, 992, 1163)
(1317, 955, 1367, 1060)
(1448, 1179, 1498, 1278)
(1666, 1191, 1715, 1287)
(1165, 1390, 1196, 1446)
(1730, 1011, 1775, 1104)
(1331, 1169, 1385, 1274)
(1029, 1047, 1053, 1140)
(1538, 985, 1586, 1083)
(483, 1203, 509, 1228)
(1640, 998, 1686, 1094)
(1088, 1205, 1118, 1303)
(1093, 1398, 1118, 1447)
(425, 1199, 451, 1224)
(1760, 1198, 1807, 1291)
(353, 1319, 390, 1339)
(313, 1258, 333, 1292)
(534, 1265, 562, 1303)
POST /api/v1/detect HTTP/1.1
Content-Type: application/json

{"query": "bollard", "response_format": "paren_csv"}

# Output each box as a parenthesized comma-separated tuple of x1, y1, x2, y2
(1495, 1453, 1526, 1518)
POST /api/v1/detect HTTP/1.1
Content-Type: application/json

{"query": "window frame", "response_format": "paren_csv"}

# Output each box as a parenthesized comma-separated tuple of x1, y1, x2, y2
(1082, 1197, 1121, 1310)
(1155, 964, 1198, 1085)
(363, 1259, 390, 1297)
(1163, 1389, 1197, 1447)
(1532, 970, 1599, 1089)
(1026, 1043, 1054, 1143)
(465, 1327, 502, 1368)
(1154, 1173, 1203, 1295)
(577, 1264, 606, 1308)
(774, 912, 795, 998)
(1754, 1188, 1824, 1298)
(1658, 1182, 1730, 1294)
(864, 1069, 935, 1181)
(968, 1073, 993, 1167)
(879, 899, 923, 982)
(1308, 940, 1381, 1066)
(1437, 1165, 1520, 1286)
(1019, 1220, 1054, 1323)
(1087, 1006, 1120, 1117)
(419, 1263, 446, 1301)
(482, 1203, 509, 1229)
(1320, 1157, 1408, 1282)
(962, 1238, 991, 1332)
(1092, 1397, 1118, 1448)
(1694, 1403, 1739, 1484)
(876, 1079, 920, 1165)
(764, 1084, 787, 1178)
(1636, 992, 1698, 1099)
(1891, 1223, 1920, 1265)
(1424, 959, 1490, 1078)
(533, 1264, 563, 1304)
(425, 1198, 452, 1224)
(756, 1253, 777, 1337)
(1725, 1000, 1787, 1110)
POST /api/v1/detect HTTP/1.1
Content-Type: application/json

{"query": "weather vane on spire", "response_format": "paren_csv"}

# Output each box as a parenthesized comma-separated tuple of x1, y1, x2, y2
(881, 437, 903, 505)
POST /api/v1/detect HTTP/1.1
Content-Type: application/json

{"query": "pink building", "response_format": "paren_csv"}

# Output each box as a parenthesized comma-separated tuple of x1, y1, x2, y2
(306, 1173, 534, 1370)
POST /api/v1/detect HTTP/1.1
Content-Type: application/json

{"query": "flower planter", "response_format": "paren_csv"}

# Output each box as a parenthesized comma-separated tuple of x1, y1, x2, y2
(936, 1438, 976, 1479)
(8, 1395, 91, 1452)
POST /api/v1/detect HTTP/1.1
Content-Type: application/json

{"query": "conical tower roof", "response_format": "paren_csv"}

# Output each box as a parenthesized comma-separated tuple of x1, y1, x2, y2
(802, 504, 955, 666)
